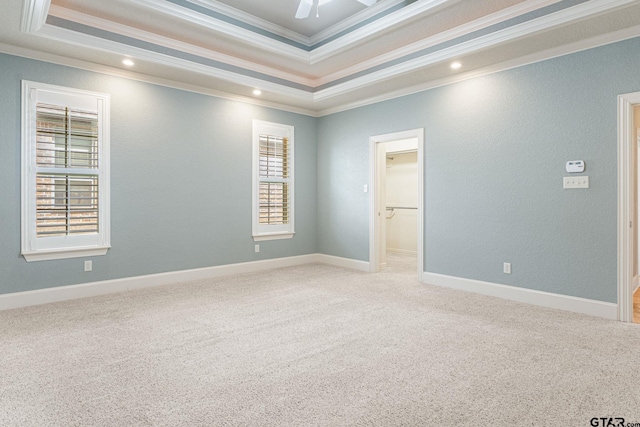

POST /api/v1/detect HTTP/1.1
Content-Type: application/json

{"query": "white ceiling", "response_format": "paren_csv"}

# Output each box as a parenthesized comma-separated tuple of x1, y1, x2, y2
(2, 0, 640, 116)
(212, 0, 381, 37)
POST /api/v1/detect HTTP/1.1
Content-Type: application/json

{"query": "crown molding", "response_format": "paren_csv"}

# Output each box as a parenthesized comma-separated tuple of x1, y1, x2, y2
(185, 0, 312, 46)
(0, 42, 319, 117)
(48, 4, 316, 88)
(130, 0, 311, 63)
(35, 23, 315, 100)
(309, 0, 456, 64)
(153, 0, 406, 49)
(313, 0, 639, 101)
(316, 24, 640, 116)
(309, 0, 406, 46)
(14, 0, 640, 117)
(314, 0, 560, 86)
(20, 0, 50, 33)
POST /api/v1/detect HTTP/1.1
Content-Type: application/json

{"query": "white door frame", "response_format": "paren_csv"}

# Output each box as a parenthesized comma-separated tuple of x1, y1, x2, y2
(617, 91, 640, 322)
(369, 128, 424, 279)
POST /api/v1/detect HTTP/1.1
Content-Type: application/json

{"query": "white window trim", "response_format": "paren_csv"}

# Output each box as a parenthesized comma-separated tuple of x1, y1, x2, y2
(21, 81, 111, 262)
(252, 120, 295, 241)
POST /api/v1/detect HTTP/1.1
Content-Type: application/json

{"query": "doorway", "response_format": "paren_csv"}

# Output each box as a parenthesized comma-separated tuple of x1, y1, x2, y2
(369, 129, 424, 280)
(617, 92, 640, 322)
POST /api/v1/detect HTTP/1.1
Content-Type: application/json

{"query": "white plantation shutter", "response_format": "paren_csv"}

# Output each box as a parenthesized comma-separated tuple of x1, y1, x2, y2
(259, 134, 289, 225)
(35, 104, 100, 237)
(22, 81, 110, 261)
(253, 121, 294, 240)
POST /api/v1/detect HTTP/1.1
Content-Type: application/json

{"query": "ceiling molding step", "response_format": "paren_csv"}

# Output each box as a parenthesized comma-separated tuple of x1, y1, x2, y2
(186, 0, 312, 46)
(314, 0, 561, 86)
(20, 0, 51, 33)
(0, 42, 319, 117)
(173, 0, 407, 48)
(313, 0, 640, 100)
(308, 0, 457, 64)
(308, 0, 406, 46)
(35, 24, 316, 100)
(47, 5, 316, 88)
(316, 24, 640, 116)
(129, 0, 311, 63)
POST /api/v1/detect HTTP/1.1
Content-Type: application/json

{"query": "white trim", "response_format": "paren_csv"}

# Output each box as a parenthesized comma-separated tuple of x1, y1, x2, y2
(34, 24, 314, 102)
(617, 91, 640, 322)
(314, 0, 560, 86)
(309, 0, 406, 46)
(313, 0, 640, 101)
(186, 0, 312, 46)
(0, 253, 371, 311)
(17, 0, 640, 114)
(386, 248, 417, 256)
(0, 254, 317, 311)
(309, 0, 455, 64)
(10, 3, 640, 117)
(47, 5, 316, 88)
(252, 120, 295, 240)
(316, 24, 640, 116)
(20, 0, 50, 33)
(314, 254, 370, 272)
(369, 129, 424, 280)
(422, 272, 618, 320)
(253, 233, 294, 242)
(0, 42, 318, 118)
(23, 246, 110, 262)
(21, 81, 111, 262)
(129, 0, 310, 63)
(188, 0, 408, 48)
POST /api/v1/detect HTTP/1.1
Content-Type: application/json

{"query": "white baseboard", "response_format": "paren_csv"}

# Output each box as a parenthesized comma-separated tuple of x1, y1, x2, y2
(314, 254, 370, 272)
(0, 253, 370, 311)
(387, 248, 417, 255)
(422, 272, 618, 320)
(0, 254, 320, 311)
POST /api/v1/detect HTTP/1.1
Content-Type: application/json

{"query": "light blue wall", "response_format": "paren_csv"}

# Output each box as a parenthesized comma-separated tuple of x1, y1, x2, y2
(2, 37, 640, 303)
(318, 37, 640, 303)
(0, 54, 317, 294)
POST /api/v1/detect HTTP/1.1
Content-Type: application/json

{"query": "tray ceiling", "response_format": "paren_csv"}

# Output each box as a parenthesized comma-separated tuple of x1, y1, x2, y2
(2, 0, 640, 115)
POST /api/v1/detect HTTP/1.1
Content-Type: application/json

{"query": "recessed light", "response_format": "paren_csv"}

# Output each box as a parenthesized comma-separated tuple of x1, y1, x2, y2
(253, 89, 262, 96)
(450, 61, 462, 70)
(122, 59, 135, 67)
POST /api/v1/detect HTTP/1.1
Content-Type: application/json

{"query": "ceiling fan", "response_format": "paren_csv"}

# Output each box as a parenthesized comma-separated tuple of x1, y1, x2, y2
(295, 0, 377, 19)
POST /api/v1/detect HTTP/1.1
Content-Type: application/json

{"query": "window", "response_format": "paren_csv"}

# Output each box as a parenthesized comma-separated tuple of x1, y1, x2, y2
(21, 81, 110, 261)
(252, 120, 294, 241)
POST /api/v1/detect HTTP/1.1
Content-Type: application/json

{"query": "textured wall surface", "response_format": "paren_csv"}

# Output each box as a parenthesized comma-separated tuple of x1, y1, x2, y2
(3, 37, 640, 303)
(318, 37, 640, 303)
(0, 54, 317, 294)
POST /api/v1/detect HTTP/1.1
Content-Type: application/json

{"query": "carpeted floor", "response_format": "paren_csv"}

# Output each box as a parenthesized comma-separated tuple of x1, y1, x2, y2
(1, 255, 639, 426)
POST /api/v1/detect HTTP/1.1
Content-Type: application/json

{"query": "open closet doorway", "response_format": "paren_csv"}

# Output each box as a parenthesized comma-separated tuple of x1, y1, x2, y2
(369, 129, 424, 280)
(617, 92, 640, 323)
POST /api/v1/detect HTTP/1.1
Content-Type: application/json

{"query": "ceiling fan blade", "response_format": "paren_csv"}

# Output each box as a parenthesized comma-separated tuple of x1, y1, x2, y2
(295, 0, 313, 19)
(356, 0, 377, 6)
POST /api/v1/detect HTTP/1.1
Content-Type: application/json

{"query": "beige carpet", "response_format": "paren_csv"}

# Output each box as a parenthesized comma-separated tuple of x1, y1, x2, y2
(1, 254, 639, 426)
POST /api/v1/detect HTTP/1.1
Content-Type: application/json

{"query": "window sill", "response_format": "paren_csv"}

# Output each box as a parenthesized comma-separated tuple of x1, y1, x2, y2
(253, 233, 294, 242)
(22, 246, 110, 262)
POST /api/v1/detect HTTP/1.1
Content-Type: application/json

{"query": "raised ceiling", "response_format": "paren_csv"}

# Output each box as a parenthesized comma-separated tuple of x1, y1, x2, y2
(2, 0, 640, 116)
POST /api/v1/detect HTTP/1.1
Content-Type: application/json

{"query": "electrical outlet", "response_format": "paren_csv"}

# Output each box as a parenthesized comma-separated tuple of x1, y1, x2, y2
(503, 262, 511, 274)
(84, 260, 92, 272)
(255, 244, 260, 253)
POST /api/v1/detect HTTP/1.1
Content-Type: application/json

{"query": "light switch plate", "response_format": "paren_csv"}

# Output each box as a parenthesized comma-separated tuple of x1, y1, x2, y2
(563, 176, 589, 189)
